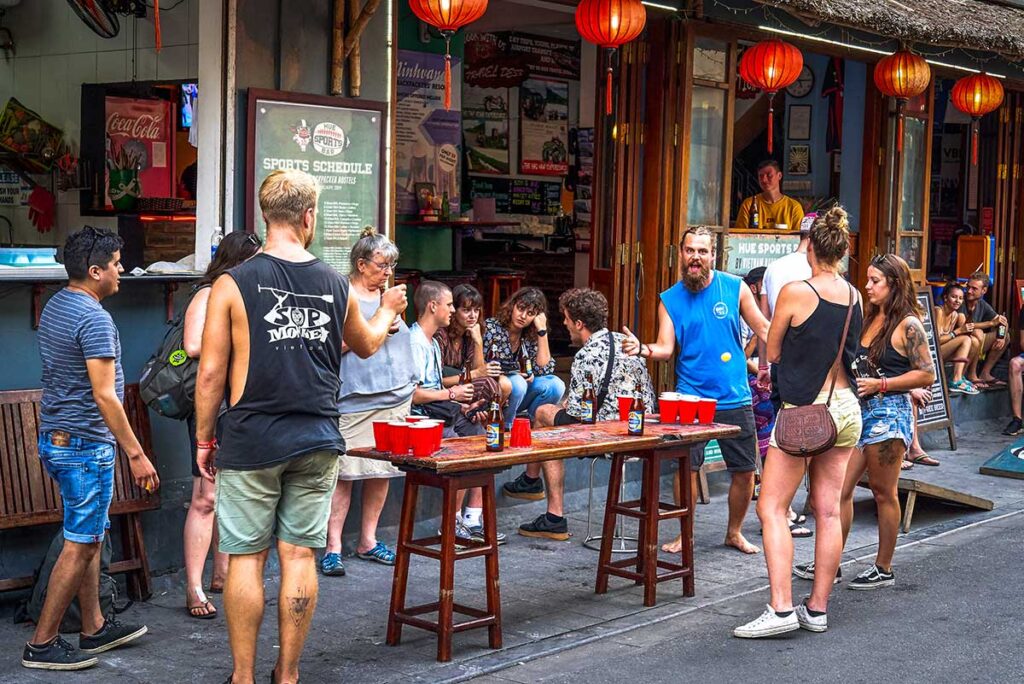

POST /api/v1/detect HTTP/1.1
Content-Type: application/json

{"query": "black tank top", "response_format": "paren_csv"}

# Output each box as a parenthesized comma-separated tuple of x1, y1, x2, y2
(777, 281, 863, 406)
(217, 254, 350, 470)
(855, 335, 913, 393)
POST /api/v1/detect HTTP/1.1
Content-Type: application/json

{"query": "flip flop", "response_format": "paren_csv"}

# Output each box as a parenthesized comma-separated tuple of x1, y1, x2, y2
(789, 520, 813, 538)
(186, 600, 217, 620)
(908, 453, 940, 466)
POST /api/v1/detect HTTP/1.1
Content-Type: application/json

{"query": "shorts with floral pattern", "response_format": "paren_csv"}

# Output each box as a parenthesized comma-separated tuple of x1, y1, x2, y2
(858, 392, 914, 449)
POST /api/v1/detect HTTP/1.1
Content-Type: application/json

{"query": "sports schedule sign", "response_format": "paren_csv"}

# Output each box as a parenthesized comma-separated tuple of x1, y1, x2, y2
(246, 90, 386, 274)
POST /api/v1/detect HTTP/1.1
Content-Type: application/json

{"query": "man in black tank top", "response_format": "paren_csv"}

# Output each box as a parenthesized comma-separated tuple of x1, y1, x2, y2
(194, 170, 407, 684)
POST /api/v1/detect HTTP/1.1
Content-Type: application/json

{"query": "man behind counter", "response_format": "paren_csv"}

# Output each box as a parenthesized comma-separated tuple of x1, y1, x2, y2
(734, 160, 806, 231)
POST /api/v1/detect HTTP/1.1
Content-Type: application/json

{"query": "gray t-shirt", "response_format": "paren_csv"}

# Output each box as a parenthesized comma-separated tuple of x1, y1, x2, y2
(960, 297, 997, 323)
(38, 288, 124, 445)
(337, 293, 417, 414)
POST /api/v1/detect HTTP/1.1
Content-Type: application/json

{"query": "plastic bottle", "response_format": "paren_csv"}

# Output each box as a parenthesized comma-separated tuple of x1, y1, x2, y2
(210, 226, 224, 261)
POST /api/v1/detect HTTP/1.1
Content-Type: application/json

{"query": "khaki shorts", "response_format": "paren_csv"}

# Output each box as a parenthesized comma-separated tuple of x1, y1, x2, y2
(770, 386, 862, 450)
(216, 450, 339, 554)
(337, 398, 411, 480)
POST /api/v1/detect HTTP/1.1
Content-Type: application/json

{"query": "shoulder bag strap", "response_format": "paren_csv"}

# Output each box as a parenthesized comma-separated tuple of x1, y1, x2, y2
(595, 331, 617, 411)
(825, 283, 856, 407)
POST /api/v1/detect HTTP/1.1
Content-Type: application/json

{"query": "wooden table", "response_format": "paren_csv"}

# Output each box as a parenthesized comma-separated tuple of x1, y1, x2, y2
(349, 419, 739, 661)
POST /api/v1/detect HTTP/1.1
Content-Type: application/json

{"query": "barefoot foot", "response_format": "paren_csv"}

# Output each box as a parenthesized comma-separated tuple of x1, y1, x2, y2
(725, 533, 761, 554)
(661, 535, 682, 554)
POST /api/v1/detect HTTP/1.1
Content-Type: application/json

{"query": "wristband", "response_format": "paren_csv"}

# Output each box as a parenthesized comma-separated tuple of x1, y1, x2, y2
(880, 377, 888, 394)
(196, 438, 219, 450)
(448, 388, 456, 400)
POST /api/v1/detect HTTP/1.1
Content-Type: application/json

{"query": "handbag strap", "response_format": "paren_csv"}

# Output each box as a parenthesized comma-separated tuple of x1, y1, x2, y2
(825, 283, 856, 407)
(594, 330, 617, 412)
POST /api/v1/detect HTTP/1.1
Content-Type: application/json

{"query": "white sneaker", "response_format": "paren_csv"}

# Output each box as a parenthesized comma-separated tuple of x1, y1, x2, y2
(733, 605, 799, 638)
(793, 561, 842, 584)
(795, 600, 828, 632)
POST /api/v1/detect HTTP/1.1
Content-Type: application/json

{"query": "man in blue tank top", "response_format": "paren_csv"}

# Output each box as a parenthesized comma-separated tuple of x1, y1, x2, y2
(623, 227, 769, 556)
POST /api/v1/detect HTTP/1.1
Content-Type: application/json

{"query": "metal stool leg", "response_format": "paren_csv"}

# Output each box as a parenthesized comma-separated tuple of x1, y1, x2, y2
(583, 456, 639, 553)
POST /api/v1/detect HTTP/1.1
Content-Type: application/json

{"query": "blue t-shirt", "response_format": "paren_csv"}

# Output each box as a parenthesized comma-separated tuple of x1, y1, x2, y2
(409, 322, 443, 391)
(38, 288, 124, 445)
(660, 272, 750, 410)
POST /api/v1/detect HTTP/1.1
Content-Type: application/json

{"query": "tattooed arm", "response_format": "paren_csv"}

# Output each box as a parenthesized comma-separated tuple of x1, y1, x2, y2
(890, 317, 936, 391)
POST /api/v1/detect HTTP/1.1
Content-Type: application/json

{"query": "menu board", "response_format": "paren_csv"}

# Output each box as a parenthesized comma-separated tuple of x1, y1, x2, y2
(247, 90, 385, 274)
(468, 177, 561, 216)
(915, 288, 957, 448)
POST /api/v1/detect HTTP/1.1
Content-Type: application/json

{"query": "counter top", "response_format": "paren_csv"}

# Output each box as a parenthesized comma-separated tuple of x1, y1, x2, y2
(0, 272, 202, 284)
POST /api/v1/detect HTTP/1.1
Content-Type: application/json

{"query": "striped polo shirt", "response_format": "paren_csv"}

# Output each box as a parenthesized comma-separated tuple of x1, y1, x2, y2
(37, 288, 124, 445)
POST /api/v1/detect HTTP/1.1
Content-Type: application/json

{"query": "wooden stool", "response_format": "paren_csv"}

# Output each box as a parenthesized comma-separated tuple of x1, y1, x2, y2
(595, 448, 693, 607)
(386, 468, 502, 662)
(478, 268, 526, 317)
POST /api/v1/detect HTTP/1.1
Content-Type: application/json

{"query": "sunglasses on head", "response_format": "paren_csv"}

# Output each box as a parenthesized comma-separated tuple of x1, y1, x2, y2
(246, 233, 262, 247)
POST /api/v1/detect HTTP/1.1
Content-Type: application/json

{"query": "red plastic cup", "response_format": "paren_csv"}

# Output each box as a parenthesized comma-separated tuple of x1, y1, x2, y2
(679, 396, 700, 424)
(405, 416, 427, 424)
(409, 423, 435, 457)
(420, 419, 444, 451)
(659, 398, 679, 424)
(388, 421, 410, 454)
(696, 398, 717, 424)
(617, 396, 633, 422)
(372, 420, 391, 453)
(510, 417, 532, 447)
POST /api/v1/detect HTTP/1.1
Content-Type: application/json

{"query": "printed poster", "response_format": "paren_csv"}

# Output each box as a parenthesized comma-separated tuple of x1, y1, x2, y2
(252, 96, 383, 273)
(396, 50, 462, 215)
(519, 78, 569, 176)
(104, 96, 174, 204)
(463, 86, 509, 175)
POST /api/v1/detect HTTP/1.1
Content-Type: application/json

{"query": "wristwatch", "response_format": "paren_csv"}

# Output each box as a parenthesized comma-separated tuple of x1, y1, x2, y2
(537, 329, 548, 337)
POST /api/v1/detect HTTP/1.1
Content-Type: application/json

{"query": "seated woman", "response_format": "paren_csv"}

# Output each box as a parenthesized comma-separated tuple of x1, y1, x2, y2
(935, 282, 979, 396)
(434, 284, 511, 417)
(483, 287, 565, 430)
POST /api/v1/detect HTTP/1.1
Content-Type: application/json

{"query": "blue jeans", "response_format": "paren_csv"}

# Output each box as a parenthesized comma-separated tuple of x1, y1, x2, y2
(504, 374, 566, 427)
(38, 432, 115, 544)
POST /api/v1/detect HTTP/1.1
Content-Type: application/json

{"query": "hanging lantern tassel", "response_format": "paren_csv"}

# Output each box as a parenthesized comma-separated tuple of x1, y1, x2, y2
(605, 48, 616, 115)
(896, 99, 905, 154)
(766, 93, 776, 155)
(443, 33, 453, 111)
(971, 117, 980, 166)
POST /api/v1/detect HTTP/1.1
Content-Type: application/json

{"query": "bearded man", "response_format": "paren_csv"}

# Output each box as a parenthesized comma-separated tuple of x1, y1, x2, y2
(622, 226, 770, 555)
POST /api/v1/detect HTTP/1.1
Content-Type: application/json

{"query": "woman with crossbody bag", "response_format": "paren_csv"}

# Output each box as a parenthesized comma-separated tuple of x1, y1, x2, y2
(735, 206, 863, 639)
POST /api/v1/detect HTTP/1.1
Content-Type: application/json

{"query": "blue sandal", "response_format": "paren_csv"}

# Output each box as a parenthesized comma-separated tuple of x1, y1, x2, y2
(356, 541, 396, 566)
(319, 552, 346, 576)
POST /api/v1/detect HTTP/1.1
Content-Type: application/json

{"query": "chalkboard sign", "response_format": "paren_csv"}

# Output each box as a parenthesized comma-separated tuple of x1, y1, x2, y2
(469, 177, 561, 216)
(915, 287, 957, 449)
(246, 90, 386, 274)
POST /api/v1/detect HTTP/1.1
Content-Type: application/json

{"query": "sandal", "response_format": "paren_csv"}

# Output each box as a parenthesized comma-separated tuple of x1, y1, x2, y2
(356, 541, 396, 566)
(901, 459, 915, 470)
(186, 587, 217, 620)
(788, 520, 813, 538)
(908, 452, 940, 466)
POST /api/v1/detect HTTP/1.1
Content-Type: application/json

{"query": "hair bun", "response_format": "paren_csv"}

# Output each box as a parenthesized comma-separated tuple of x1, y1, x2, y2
(360, 226, 377, 239)
(824, 206, 849, 232)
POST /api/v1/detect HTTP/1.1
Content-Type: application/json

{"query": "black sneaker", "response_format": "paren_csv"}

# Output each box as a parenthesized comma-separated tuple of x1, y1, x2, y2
(793, 561, 842, 584)
(22, 635, 98, 671)
(465, 523, 507, 545)
(1003, 417, 1023, 436)
(502, 472, 545, 501)
(847, 564, 895, 590)
(518, 513, 569, 541)
(78, 616, 148, 654)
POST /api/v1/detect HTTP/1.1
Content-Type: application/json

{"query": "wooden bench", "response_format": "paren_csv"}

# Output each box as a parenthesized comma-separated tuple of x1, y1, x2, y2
(0, 384, 160, 600)
(857, 473, 994, 533)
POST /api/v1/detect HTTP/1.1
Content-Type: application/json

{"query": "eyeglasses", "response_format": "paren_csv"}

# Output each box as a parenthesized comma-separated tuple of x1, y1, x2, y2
(366, 259, 397, 272)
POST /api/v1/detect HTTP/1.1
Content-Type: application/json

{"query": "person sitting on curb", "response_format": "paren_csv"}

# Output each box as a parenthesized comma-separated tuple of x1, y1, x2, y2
(522, 289, 656, 541)
(960, 272, 1008, 389)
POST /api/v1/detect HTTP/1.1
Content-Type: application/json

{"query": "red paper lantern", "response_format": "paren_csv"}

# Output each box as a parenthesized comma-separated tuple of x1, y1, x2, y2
(575, 0, 647, 115)
(951, 73, 1004, 165)
(738, 40, 802, 155)
(409, 0, 489, 110)
(873, 50, 931, 152)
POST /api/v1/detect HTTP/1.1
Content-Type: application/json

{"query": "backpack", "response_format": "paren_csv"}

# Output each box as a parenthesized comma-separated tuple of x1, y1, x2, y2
(139, 289, 200, 420)
(15, 532, 131, 633)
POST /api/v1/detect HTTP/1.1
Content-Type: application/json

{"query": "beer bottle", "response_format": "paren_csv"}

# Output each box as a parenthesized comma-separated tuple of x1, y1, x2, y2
(750, 197, 760, 229)
(519, 346, 533, 376)
(627, 381, 645, 435)
(460, 364, 472, 385)
(485, 400, 504, 452)
(580, 372, 596, 424)
(487, 343, 499, 364)
(997, 313, 1007, 340)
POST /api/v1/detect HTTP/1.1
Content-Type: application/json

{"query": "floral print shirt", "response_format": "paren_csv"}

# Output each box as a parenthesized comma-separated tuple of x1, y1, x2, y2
(482, 317, 557, 376)
(565, 329, 657, 421)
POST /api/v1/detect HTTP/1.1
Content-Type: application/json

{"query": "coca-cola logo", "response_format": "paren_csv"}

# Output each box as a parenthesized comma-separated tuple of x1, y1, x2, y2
(107, 112, 164, 140)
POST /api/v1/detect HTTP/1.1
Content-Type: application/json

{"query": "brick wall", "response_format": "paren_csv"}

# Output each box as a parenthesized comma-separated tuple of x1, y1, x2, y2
(143, 219, 196, 265)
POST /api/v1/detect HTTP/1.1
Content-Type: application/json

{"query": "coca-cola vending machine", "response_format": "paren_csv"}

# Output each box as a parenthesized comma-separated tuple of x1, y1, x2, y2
(104, 96, 175, 206)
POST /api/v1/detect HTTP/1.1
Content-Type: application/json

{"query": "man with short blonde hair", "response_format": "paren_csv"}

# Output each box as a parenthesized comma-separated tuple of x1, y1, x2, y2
(258, 169, 320, 227)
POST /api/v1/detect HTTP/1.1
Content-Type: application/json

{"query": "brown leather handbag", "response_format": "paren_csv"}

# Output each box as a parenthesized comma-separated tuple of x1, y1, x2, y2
(774, 283, 855, 457)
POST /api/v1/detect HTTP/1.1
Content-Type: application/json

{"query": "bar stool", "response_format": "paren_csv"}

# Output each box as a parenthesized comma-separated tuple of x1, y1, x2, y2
(583, 455, 639, 554)
(476, 267, 526, 317)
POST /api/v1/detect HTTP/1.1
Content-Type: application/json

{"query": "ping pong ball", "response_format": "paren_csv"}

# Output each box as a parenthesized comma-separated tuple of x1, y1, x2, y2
(720, 352, 732, 362)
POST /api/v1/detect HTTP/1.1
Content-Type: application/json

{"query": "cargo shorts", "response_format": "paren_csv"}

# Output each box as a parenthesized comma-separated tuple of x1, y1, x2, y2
(215, 450, 339, 554)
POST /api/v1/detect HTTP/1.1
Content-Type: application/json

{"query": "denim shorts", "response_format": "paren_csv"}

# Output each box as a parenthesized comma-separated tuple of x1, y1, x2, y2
(858, 392, 914, 449)
(38, 432, 116, 544)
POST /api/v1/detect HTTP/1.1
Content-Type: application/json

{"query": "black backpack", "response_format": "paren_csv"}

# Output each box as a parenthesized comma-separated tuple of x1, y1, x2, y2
(15, 532, 130, 633)
(139, 289, 200, 420)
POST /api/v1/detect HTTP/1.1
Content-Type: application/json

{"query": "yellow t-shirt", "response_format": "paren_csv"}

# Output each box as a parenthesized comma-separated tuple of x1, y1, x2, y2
(733, 194, 806, 230)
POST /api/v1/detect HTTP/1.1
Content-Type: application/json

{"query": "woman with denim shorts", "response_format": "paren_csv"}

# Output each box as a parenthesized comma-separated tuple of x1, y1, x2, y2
(735, 206, 863, 638)
(839, 254, 935, 591)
